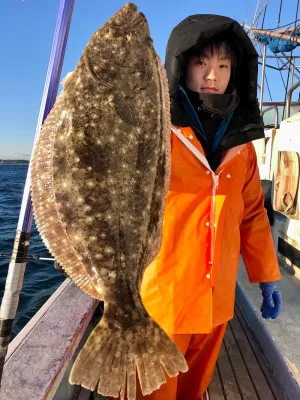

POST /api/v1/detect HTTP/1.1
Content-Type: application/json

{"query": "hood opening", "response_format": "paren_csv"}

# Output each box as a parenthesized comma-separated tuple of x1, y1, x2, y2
(164, 14, 264, 136)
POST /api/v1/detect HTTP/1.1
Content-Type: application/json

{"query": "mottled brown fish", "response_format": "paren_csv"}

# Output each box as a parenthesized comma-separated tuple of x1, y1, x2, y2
(31, 3, 188, 399)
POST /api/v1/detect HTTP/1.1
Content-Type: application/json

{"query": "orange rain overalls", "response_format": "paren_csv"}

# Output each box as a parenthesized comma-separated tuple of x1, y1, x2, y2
(137, 125, 281, 399)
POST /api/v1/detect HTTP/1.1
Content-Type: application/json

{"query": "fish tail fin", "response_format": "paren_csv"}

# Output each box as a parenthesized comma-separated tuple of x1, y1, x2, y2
(69, 317, 188, 399)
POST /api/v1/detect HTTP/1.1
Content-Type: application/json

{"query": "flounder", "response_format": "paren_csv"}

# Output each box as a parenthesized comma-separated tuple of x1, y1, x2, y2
(31, 2, 188, 399)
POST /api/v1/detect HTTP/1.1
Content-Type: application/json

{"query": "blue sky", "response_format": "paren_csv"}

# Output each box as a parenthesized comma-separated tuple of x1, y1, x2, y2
(1, 0, 299, 159)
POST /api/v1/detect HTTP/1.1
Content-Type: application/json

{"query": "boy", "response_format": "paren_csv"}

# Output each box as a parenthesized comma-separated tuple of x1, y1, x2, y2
(137, 14, 282, 400)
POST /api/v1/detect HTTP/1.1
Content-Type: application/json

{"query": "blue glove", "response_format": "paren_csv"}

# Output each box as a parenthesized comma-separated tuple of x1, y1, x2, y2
(259, 282, 282, 319)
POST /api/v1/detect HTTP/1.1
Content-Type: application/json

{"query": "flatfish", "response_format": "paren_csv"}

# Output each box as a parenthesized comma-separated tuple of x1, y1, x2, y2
(31, 2, 188, 399)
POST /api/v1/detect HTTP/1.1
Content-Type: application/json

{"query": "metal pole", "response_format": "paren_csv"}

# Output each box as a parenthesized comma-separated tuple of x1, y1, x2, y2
(258, 56, 300, 59)
(290, 57, 295, 89)
(0, 0, 75, 383)
(262, 101, 298, 106)
(286, 80, 300, 118)
(244, 23, 300, 45)
(0, 253, 55, 261)
(260, 45, 267, 111)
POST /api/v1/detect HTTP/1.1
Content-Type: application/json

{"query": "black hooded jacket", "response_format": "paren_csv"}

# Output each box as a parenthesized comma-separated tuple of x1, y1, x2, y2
(164, 14, 264, 168)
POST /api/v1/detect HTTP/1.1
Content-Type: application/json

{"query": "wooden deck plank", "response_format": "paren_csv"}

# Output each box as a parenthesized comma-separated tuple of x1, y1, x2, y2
(209, 364, 226, 400)
(223, 324, 259, 399)
(74, 310, 283, 400)
(234, 306, 284, 400)
(208, 309, 284, 400)
(229, 313, 277, 400)
(216, 342, 242, 399)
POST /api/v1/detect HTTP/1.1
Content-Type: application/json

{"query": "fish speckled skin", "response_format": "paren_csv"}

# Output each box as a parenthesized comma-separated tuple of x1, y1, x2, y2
(31, 3, 188, 399)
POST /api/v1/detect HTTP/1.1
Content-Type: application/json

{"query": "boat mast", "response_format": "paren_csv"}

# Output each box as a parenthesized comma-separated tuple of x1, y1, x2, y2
(0, 0, 74, 383)
(244, 0, 300, 119)
(260, 44, 267, 110)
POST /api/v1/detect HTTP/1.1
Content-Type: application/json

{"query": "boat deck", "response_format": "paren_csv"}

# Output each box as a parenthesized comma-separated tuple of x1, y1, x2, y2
(81, 304, 284, 400)
(208, 306, 283, 400)
(2, 279, 285, 400)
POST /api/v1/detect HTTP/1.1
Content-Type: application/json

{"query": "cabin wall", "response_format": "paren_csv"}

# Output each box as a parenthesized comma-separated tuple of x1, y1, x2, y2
(254, 113, 300, 279)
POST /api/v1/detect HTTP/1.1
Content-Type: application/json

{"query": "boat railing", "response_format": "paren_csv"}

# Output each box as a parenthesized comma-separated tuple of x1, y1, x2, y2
(1, 279, 98, 400)
(261, 105, 279, 128)
(286, 80, 300, 118)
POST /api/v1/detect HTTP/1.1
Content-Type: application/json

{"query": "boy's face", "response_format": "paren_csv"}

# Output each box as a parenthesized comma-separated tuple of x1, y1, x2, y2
(184, 53, 231, 95)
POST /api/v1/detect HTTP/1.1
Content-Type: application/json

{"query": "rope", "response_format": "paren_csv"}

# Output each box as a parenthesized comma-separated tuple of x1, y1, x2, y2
(278, 0, 283, 27)
(277, 56, 300, 81)
(251, 0, 261, 29)
(257, 45, 273, 101)
(255, 0, 300, 111)
(280, 0, 300, 120)
(262, 2, 268, 28)
(252, 0, 271, 28)
(281, 0, 300, 120)
(295, 0, 300, 28)
(293, 0, 300, 37)
(282, 0, 300, 42)
(264, 18, 300, 31)
(276, 57, 288, 89)
(265, 73, 273, 101)
(243, 0, 252, 24)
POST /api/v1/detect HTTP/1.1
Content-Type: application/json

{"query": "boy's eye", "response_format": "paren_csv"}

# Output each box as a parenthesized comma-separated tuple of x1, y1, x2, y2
(220, 64, 229, 69)
(195, 60, 205, 65)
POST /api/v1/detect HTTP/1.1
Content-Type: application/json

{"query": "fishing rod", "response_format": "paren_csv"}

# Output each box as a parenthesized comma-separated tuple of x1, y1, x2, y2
(0, 0, 75, 384)
(0, 253, 54, 261)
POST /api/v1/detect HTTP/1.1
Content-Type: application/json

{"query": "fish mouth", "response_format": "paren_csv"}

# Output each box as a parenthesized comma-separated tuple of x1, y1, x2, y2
(115, 3, 149, 36)
(105, 3, 150, 40)
(121, 11, 148, 35)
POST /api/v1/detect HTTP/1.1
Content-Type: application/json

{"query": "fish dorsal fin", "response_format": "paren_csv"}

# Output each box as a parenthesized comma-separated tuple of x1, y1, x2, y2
(61, 71, 74, 88)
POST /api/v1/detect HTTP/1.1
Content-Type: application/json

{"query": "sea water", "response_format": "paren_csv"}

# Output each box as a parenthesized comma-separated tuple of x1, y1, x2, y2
(0, 165, 65, 338)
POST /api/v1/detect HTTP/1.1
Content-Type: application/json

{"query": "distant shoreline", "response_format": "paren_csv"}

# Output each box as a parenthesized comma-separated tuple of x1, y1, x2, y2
(0, 161, 29, 166)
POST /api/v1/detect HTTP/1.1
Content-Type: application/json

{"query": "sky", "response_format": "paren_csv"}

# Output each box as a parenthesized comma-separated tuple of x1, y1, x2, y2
(0, 0, 299, 159)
